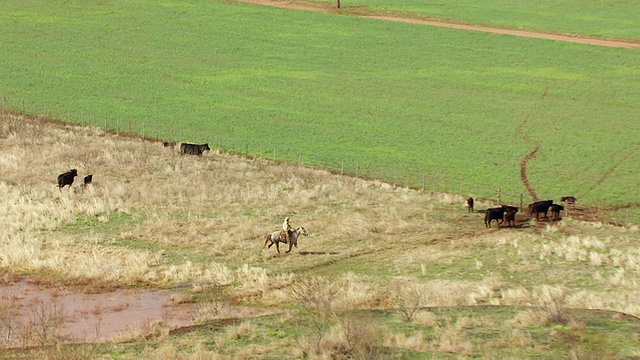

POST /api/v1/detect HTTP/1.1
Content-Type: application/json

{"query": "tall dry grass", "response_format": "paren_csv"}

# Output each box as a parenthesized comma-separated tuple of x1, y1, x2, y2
(0, 112, 460, 290)
(3, 111, 640, 359)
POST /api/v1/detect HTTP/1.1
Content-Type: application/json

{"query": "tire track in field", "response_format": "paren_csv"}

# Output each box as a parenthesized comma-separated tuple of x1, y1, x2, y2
(582, 146, 640, 197)
(514, 88, 549, 202)
(296, 229, 480, 274)
(520, 147, 540, 202)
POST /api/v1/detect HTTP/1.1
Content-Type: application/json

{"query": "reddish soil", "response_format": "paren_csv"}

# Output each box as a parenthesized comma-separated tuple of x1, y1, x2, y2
(0, 280, 272, 343)
(240, 0, 640, 49)
(0, 281, 192, 342)
(520, 147, 540, 202)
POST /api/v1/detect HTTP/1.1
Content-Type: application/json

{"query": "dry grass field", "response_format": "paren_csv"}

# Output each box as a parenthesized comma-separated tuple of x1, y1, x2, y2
(1, 112, 640, 358)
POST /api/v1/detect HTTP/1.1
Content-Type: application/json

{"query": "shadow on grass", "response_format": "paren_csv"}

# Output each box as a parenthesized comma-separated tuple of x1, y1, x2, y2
(299, 251, 339, 255)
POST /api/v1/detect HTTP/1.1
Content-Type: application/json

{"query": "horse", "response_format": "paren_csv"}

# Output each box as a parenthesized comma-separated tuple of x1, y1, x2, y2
(263, 227, 308, 254)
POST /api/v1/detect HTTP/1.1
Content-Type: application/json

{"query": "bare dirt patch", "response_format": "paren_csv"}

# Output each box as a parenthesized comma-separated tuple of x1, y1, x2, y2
(520, 147, 540, 202)
(0, 280, 273, 344)
(0, 280, 193, 343)
(240, 0, 640, 49)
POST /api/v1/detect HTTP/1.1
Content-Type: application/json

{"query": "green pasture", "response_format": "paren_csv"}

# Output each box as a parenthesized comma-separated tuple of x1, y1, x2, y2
(328, 0, 640, 41)
(1, 0, 639, 219)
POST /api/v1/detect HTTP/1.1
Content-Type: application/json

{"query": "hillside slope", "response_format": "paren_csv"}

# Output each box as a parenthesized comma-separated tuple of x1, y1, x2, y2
(1, 112, 640, 357)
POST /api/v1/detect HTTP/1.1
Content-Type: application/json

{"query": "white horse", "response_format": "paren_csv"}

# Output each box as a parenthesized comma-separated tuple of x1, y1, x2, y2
(263, 227, 308, 253)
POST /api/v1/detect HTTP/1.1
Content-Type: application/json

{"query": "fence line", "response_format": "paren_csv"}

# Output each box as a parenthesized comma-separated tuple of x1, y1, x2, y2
(1, 96, 533, 205)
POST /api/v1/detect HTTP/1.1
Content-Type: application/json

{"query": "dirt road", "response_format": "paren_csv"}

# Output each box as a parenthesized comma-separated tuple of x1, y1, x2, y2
(241, 0, 640, 49)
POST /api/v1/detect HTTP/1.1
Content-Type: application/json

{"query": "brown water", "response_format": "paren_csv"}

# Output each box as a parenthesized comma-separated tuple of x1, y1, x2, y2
(0, 281, 194, 342)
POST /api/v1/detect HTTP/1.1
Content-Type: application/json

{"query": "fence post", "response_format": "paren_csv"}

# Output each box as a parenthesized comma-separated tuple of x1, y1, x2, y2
(497, 189, 501, 204)
(341, 160, 344, 176)
(422, 175, 426, 193)
(355, 162, 359, 178)
(520, 194, 524, 210)
(273, 146, 276, 162)
(393, 169, 397, 188)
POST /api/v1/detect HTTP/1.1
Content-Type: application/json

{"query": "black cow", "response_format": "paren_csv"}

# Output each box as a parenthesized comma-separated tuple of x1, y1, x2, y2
(83, 174, 93, 185)
(180, 143, 210, 156)
(57, 169, 78, 189)
(485, 205, 508, 228)
(561, 196, 577, 205)
(550, 204, 564, 220)
(504, 206, 519, 227)
(466, 197, 474, 213)
(528, 200, 553, 220)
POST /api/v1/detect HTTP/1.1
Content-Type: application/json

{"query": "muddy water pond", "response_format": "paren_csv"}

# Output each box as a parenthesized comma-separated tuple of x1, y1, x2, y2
(0, 281, 195, 342)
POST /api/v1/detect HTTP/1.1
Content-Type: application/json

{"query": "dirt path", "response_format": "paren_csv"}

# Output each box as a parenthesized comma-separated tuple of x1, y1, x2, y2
(520, 147, 539, 202)
(240, 0, 640, 49)
(583, 146, 640, 197)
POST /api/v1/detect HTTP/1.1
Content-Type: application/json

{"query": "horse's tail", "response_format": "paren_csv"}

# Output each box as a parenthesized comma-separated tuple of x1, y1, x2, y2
(263, 234, 271, 248)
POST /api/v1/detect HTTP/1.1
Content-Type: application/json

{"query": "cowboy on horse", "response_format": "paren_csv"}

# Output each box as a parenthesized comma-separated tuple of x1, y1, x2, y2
(282, 217, 293, 244)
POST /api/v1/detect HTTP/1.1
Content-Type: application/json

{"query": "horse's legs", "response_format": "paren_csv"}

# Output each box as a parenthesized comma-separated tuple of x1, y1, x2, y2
(275, 241, 280, 253)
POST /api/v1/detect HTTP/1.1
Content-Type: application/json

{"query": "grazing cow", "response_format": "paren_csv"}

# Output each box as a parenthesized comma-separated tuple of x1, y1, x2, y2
(528, 200, 553, 220)
(485, 205, 508, 228)
(550, 204, 564, 220)
(466, 197, 474, 212)
(83, 174, 93, 185)
(561, 196, 577, 205)
(57, 169, 78, 189)
(504, 206, 519, 227)
(162, 141, 176, 148)
(180, 143, 210, 156)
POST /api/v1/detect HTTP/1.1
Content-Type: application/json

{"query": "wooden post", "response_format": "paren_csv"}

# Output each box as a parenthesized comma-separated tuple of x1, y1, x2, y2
(520, 194, 524, 210)
(422, 175, 426, 193)
(497, 189, 501, 204)
(337, 0, 340, 8)
(355, 162, 359, 178)
(341, 160, 344, 176)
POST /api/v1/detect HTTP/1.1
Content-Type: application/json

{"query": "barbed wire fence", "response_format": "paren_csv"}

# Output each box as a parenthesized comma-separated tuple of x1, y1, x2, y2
(2, 96, 529, 207)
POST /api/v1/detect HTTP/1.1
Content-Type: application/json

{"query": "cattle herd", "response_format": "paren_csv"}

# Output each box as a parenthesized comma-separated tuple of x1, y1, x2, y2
(57, 169, 93, 190)
(467, 197, 577, 228)
(56, 141, 571, 232)
(56, 141, 211, 190)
